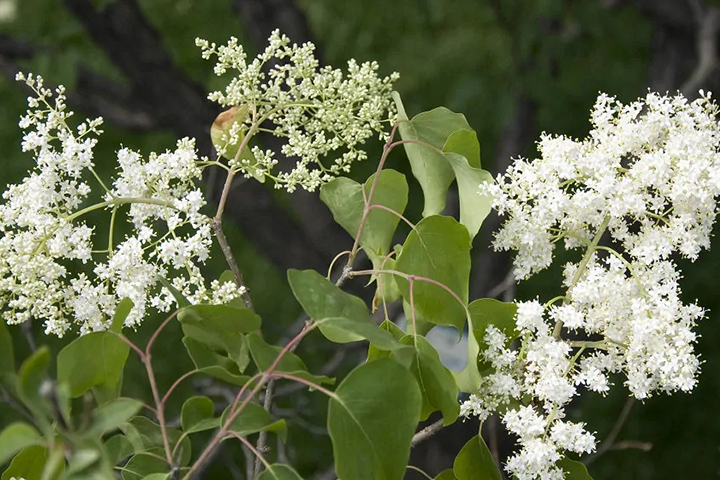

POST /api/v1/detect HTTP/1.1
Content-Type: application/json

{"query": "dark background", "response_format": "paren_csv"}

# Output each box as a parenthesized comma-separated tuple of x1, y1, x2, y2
(0, 0, 718, 478)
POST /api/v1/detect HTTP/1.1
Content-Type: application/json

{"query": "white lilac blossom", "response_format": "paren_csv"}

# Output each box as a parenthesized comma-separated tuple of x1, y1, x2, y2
(463, 91, 720, 480)
(0, 74, 245, 336)
(196, 30, 399, 192)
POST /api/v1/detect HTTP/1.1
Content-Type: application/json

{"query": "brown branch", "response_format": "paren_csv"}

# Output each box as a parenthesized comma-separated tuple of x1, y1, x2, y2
(411, 418, 446, 447)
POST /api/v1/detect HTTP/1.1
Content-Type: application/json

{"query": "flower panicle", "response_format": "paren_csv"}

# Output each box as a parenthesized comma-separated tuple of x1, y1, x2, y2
(464, 90, 720, 480)
(197, 29, 399, 192)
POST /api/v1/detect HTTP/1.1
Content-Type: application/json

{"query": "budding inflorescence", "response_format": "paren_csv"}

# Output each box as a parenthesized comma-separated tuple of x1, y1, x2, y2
(196, 30, 399, 192)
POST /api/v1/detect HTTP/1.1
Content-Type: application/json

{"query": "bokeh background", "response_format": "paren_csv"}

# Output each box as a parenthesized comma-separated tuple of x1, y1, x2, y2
(0, 0, 718, 478)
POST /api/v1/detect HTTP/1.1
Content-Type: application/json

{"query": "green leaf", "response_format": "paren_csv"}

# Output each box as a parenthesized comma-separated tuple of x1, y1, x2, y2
(57, 332, 129, 398)
(0, 423, 42, 465)
(1, 445, 48, 480)
(392, 92, 474, 216)
(453, 435, 502, 480)
(158, 277, 190, 308)
(558, 458, 594, 480)
(393, 336, 459, 425)
(287, 269, 401, 350)
(110, 298, 134, 333)
(120, 417, 191, 467)
(257, 464, 304, 480)
(442, 130, 494, 241)
(86, 398, 143, 437)
(178, 304, 261, 337)
(139, 475, 170, 480)
(367, 320, 407, 361)
(221, 402, 288, 442)
(454, 299, 517, 393)
(373, 257, 402, 308)
(178, 303, 259, 371)
(395, 216, 471, 333)
(328, 358, 421, 480)
(181, 396, 219, 434)
(17, 347, 52, 425)
(182, 337, 250, 386)
(63, 448, 101, 476)
(442, 128, 481, 169)
(105, 434, 134, 465)
(246, 333, 334, 385)
(435, 469, 456, 480)
(319, 169, 408, 267)
(39, 444, 67, 480)
(121, 452, 166, 480)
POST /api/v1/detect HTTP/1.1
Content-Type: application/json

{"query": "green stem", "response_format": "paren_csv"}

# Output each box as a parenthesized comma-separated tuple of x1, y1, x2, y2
(553, 216, 610, 339)
(66, 197, 174, 222)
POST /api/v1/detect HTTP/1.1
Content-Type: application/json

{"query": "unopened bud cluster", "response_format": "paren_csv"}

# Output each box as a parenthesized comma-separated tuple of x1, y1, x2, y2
(197, 30, 399, 192)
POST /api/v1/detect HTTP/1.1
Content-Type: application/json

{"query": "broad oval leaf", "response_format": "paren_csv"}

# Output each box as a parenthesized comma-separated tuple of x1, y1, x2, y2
(181, 396, 218, 434)
(221, 402, 288, 442)
(393, 336, 459, 425)
(182, 337, 250, 386)
(395, 216, 471, 333)
(0, 422, 41, 465)
(121, 452, 166, 480)
(111, 298, 134, 333)
(442, 131, 494, 241)
(453, 435, 502, 480)
(246, 333, 334, 385)
(57, 332, 129, 398)
(105, 434, 134, 465)
(287, 269, 401, 350)
(442, 128, 481, 169)
(1, 445, 50, 480)
(367, 320, 408, 362)
(454, 299, 517, 393)
(139, 474, 170, 480)
(393, 92, 472, 216)
(558, 458, 594, 480)
(87, 397, 143, 437)
(17, 346, 52, 424)
(64, 448, 102, 476)
(178, 304, 261, 337)
(328, 358, 421, 480)
(178, 303, 259, 371)
(319, 169, 408, 268)
(120, 417, 191, 467)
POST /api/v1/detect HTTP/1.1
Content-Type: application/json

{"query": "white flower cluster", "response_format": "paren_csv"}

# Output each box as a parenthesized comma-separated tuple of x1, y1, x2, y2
(196, 30, 399, 192)
(465, 91, 720, 479)
(0, 74, 245, 336)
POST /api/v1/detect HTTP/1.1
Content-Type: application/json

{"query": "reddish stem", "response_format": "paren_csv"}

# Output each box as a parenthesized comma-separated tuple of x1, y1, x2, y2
(269, 372, 336, 398)
(183, 322, 316, 479)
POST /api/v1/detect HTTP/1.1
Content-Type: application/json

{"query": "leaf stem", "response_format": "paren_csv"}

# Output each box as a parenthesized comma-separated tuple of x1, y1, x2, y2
(411, 418, 445, 447)
(183, 322, 317, 480)
(212, 118, 257, 310)
(269, 372, 336, 398)
(340, 121, 401, 285)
